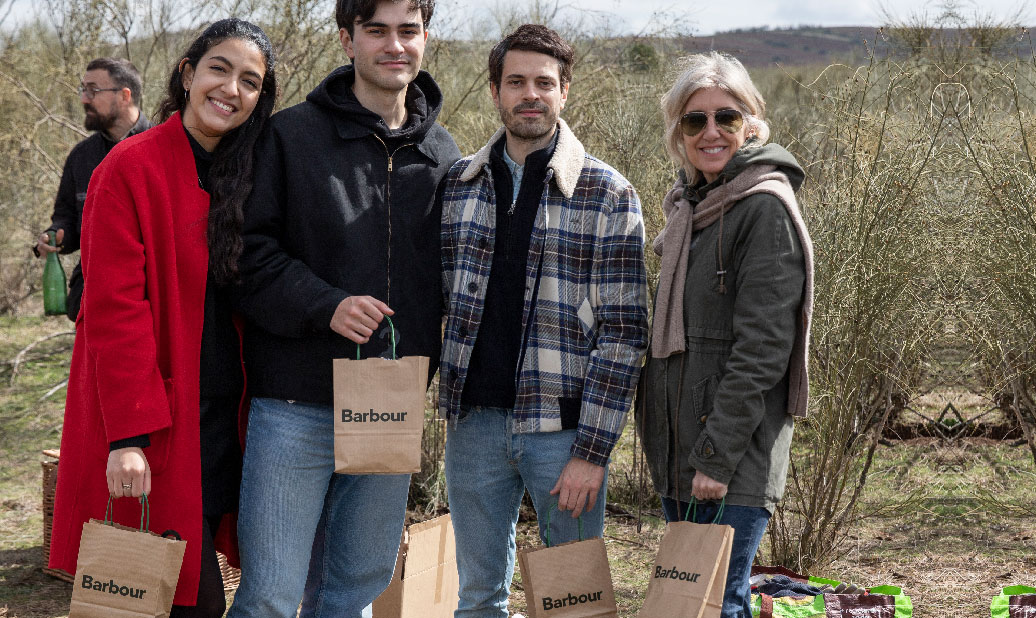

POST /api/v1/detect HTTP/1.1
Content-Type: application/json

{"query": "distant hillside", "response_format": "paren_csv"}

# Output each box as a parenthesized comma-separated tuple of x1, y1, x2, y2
(679, 25, 1034, 67)
(679, 26, 883, 67)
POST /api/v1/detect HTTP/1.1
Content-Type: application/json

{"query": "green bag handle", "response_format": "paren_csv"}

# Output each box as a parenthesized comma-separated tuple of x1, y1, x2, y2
(684, 496, 725, 524)
(355, 315, 397, 360)
(104, 494, 150, 532)
(544, 502, 585, 547)
(1001, 585, 1036, 595)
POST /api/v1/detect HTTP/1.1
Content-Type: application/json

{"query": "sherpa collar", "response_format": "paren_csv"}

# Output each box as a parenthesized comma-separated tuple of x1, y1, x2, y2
(460, 118, 586, 199)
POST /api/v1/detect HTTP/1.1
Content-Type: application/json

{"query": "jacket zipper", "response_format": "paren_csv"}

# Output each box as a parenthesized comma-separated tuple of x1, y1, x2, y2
(371, 135, 415, 307)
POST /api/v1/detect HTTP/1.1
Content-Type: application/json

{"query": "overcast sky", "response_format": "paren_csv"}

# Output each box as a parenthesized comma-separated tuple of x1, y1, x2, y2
(4, 0, 1031, 36)
(442, 0, 1030, 36)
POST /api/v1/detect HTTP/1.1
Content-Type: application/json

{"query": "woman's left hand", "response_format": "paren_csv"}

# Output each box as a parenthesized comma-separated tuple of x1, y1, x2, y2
(692, 470, 728, 501)
(106, 447, 151, 499)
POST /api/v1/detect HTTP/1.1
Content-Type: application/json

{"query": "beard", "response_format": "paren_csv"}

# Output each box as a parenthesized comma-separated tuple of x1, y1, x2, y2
(499, 101, 558, 141)
(83, 103, 118, 132)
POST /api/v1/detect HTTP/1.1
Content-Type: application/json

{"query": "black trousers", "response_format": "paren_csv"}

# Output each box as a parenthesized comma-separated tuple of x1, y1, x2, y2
(170, 514, 226, 618)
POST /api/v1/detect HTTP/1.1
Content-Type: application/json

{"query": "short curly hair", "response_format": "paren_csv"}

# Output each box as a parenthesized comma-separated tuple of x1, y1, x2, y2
(488, 24, 574, 89)
(661, 52, 770, 182)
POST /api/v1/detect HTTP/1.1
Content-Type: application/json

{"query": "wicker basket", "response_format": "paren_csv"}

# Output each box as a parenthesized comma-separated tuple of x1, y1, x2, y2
(218, 552, 241, 591)
(40, 448, 241, 590)
(41, 449, 74, 582)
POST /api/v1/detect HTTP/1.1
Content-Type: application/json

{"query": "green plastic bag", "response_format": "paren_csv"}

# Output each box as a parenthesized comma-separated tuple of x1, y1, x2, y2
(990, 586, 1036, 618)
(750, 572, 913, 618)
(751, 593, 825, 617)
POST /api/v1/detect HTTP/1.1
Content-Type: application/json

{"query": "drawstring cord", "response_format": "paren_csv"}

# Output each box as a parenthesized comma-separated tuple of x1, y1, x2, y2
(716, 183, 728, 294)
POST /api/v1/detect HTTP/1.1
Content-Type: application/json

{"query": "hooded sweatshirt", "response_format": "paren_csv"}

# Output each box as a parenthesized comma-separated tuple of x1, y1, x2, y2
(237, 65, 461, 404)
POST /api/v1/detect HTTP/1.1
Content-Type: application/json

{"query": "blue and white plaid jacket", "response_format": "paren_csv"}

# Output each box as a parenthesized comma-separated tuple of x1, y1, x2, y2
(439, 120, 649, 466)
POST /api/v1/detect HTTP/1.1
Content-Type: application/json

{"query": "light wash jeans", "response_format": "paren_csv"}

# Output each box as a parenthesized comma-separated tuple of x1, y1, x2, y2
(661, 497, 771, 618)
(445, 406, 608, 618)
(226, 397, 409, 618)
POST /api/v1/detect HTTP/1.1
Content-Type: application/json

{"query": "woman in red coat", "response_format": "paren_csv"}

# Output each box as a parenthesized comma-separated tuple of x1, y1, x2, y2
(49, 18, 277, 616)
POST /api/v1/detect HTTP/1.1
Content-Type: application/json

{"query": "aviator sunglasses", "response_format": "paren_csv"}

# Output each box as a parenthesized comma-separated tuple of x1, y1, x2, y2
(680, 108, 744, 137)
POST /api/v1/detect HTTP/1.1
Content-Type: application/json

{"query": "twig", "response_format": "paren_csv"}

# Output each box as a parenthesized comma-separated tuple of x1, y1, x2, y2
(602, 534, 650, 548)
(8, 330, 75, 386)
(0, 70, 88, 139)
(38, 378, 68, 402)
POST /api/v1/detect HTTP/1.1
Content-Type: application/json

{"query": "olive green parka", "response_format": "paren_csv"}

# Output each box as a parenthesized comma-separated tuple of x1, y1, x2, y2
(637, 143, 807, 513)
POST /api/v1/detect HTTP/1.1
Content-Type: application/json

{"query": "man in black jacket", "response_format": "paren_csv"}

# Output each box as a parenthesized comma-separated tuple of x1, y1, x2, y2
(228, 1, 459, 617)
(32, 57, 150, 321)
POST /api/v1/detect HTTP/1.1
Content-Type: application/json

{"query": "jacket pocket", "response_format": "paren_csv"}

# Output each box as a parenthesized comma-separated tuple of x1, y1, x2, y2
(689, 373, 720, 426)
(684, 326, 735, 355)
(143, 378, 175, 474)
(675, 373, 719, 470)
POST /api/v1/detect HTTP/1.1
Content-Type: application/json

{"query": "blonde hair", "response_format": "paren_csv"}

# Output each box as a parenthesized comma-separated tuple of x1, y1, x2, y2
(661, 52, 770, 183)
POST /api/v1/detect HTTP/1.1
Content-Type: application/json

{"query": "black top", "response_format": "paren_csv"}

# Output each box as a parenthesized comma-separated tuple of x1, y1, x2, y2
(461, 133, 556, 408)
(184, 127, 245, 400)
(236, 65, 461, 404)
(47, 113, 152, 321)
(185, 126, 244, 515)
(111, 125, 244, 516)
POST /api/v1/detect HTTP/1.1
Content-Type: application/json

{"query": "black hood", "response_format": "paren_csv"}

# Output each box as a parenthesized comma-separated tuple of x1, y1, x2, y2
(306, 64, 444, 142)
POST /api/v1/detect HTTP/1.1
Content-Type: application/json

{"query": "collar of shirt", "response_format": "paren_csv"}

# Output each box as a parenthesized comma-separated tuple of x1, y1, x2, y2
(501, 144, 524, 204)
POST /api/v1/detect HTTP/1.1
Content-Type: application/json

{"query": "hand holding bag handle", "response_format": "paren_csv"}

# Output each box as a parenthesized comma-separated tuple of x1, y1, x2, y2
(335, 314, 427, 474)
(544, 501, 585, 547)
(683, 496, 726, 524)
(103, 494, 150, 532)
(103, 494, 182, 540)
(355, 315, 398, 360)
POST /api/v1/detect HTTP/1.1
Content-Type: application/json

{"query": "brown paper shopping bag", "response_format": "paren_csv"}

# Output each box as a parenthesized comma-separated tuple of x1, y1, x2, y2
(333, 317, 429, 474)
(517, 506, 618, 618)
(372, 513, 459, 617)
(69, 496, 186, 618)
(638, 498, 734, 618)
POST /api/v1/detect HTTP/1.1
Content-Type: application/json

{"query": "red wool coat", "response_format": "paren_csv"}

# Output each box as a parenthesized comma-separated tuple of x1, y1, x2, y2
(49, 113, 240, 606)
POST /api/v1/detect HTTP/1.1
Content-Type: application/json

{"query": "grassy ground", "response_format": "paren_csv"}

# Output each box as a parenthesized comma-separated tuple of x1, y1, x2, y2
(3, 316, 1036, 617)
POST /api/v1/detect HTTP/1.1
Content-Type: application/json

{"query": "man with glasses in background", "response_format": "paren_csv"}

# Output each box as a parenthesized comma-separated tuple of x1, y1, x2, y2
(32, 57, 150, 321)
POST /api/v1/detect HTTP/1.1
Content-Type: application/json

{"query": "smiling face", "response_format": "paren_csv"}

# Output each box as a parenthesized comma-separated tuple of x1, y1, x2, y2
(491, 49, 568, 143)
(180, 37, 266, 151)
(341, 1, 427, 98)
(682, 86, 750, 183)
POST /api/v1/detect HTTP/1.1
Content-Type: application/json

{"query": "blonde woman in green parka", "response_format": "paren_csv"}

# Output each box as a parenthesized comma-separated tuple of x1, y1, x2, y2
(637, 52, 814, 618)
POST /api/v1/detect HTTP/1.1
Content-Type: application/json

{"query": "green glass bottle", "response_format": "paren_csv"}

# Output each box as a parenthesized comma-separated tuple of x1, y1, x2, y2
(42, 231, 67, 316)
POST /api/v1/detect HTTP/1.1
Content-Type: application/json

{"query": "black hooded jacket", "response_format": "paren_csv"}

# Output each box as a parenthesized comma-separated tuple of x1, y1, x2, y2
(47, 112, 152, 321)
(237, 65, 460, 404)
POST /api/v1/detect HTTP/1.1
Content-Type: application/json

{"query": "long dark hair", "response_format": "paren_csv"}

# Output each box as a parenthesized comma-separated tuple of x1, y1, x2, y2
(156, 18, 277, 285)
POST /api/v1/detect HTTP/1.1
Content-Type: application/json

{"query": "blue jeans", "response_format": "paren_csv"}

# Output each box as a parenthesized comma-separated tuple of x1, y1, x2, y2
(661, 497, 770, 618)
(299, 510, 375, 618)
(226, 398, 410, 618)
(445, 406, 608, 618)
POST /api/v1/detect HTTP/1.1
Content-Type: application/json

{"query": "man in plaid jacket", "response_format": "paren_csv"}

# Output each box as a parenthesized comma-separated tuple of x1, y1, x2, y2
(438, 24, 649, 617)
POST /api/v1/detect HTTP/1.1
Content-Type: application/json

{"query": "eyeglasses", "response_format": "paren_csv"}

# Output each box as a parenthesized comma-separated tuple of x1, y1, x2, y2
(77, 84, 123, 99)
(680, 109, 744, 137)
